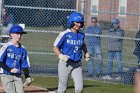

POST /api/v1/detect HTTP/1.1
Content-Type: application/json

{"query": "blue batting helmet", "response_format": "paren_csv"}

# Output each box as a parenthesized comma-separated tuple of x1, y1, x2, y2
(10, 25, 27, 34)
(68, 12, 84, 28)
(111, 18, 120, 24)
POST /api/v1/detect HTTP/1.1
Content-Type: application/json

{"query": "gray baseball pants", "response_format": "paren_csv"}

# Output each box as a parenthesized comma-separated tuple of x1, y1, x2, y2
(57, 60, 83, 93)
(1, 74, 24, 93)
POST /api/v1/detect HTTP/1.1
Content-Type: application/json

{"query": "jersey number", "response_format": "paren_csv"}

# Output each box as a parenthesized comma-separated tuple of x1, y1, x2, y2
(74, 46, 78, 53)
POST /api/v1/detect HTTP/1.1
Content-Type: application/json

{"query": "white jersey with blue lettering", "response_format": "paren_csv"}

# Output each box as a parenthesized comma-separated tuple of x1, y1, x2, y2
(53, 29, 85, 61)
(0, 41, 30, 75)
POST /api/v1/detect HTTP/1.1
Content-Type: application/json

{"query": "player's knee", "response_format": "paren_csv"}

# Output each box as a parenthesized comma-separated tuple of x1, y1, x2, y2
(75, 90, 83, 93)
(75, 87, 83, 93)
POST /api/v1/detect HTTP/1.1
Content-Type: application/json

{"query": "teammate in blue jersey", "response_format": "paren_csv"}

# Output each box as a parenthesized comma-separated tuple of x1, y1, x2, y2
(53, 12, 90, 93)
(0, 25, 31, 93)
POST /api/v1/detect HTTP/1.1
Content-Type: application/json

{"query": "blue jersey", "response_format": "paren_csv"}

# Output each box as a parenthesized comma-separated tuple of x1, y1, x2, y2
(0, 42, 30, 75)
(54, 29, 85, 61)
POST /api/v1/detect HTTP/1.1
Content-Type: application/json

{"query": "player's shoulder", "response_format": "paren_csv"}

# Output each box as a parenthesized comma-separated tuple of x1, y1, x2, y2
(0, 42, 11, 51)
(59, 29, 71, 36)
(60, 29, 71, 34)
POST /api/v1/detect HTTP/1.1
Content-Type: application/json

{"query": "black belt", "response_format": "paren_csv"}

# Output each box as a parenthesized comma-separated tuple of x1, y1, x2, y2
(66, 59, 81, 68)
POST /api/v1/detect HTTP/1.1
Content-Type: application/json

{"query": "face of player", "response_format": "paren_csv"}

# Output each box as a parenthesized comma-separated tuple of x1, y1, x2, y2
(10, 33, 23, 42)
(71, 22, 82, 32)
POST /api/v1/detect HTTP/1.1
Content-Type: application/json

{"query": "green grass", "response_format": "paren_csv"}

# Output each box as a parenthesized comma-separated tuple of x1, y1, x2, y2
(31, 76, 133, 93)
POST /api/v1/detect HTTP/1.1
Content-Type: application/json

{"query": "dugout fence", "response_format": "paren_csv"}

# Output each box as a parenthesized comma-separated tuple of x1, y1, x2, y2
(1, 0, 140, 85)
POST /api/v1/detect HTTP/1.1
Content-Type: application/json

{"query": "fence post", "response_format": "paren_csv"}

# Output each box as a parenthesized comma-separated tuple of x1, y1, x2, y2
(0, 0, 3, 25)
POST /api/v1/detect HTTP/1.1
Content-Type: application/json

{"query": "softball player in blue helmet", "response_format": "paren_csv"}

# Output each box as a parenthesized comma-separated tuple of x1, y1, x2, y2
(53, 12, 90, 93)
(0, 25, 31, 93)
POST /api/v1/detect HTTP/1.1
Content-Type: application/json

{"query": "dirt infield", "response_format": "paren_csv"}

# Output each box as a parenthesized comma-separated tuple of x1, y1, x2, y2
(0, 86, 48, 93)
(0, 82, 56, 93)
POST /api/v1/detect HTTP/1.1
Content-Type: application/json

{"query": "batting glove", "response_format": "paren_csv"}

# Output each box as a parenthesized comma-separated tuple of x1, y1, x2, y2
(84, 53, 90, 62)
(23, 77, 34, 87)
(10, 68, 19, 73)
(58, 54, 70, 62)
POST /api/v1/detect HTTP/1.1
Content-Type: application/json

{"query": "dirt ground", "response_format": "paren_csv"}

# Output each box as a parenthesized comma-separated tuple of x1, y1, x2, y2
(0, 82, 56, 93)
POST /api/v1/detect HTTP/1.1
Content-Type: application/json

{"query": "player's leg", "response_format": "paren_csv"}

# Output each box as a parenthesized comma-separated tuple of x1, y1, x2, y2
(57, 60, 70, 93)
(71, 66, 83, 93)
(14, 76, 24, 93)
(1, 74, 16, 93)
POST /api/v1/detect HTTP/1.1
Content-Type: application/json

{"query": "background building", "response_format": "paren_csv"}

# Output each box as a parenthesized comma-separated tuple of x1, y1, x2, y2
(77, 0, 140, 31)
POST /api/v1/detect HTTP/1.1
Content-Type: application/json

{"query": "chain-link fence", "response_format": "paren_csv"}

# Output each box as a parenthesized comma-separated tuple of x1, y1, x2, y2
(1, 0, 140, 85)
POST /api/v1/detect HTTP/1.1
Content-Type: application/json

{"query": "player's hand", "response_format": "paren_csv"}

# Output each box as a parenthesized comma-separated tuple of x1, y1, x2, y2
(58, 54, 70, 62)
(84, 53, 90, 62)
(23, 77, 34, 87)
(10, 68, 18, 73)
